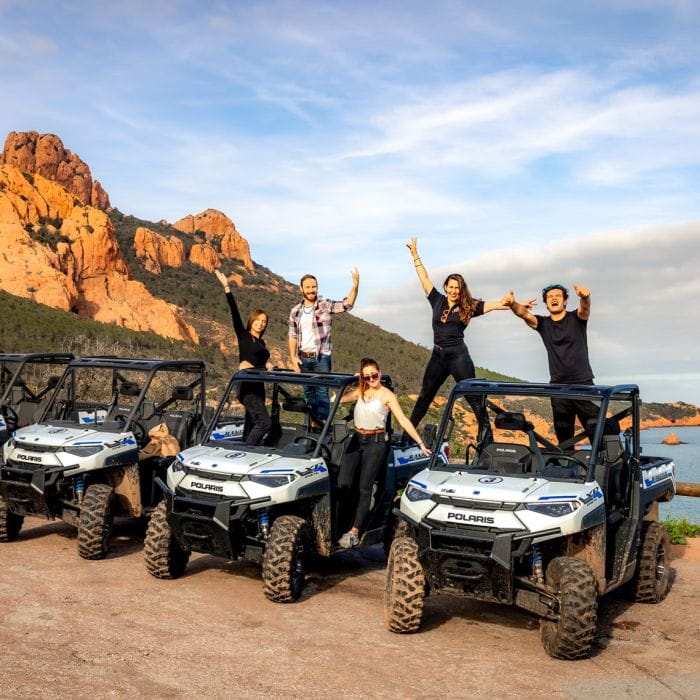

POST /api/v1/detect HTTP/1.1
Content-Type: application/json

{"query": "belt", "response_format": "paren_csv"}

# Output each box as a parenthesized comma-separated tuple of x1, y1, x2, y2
(299, 351, 317, 358)
(355, 428, 385, 435)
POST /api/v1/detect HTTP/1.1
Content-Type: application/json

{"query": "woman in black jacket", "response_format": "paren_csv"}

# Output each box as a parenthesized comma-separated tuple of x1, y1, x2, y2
(215, 269, 272, 445)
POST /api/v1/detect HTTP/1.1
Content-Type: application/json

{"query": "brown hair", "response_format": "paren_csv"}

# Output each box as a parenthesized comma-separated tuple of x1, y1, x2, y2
(443, 274, 478, 325)
(358, 357, 380, 400)
(299, 274, 317, 287)
(246, 309, 268, 335)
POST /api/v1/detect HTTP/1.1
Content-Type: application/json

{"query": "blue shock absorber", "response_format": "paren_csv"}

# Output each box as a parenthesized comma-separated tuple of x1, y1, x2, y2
(531, 544, 544, 584)
(74, 474, 85, 504)
(259, 508, 270, 539)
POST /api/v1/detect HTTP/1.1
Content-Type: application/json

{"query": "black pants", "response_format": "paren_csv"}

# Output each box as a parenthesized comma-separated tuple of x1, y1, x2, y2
(339, 433, 388, 531)
(240, 385, 271, 446)
(410, 344, 490, 441)
(550, 381, 598, 445)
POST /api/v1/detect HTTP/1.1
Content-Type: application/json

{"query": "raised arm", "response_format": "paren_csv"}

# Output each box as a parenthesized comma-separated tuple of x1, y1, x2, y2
(573, 283, 590, 321)
(215, 269, 245, 336)
(406, 237, 434, 296)
(482, 293, 514, 314)
(504, 290, 538, 329)
(345, 267, 360, 307)
(385, 390, 431, 456)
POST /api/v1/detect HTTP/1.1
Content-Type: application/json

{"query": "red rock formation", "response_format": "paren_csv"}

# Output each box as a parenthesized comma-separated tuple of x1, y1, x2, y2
(134, 227, 185, 274)
(173, 208, 253, 270)
(0, 131, 111, 210)
(0, 163, 197, 342)
(662, 432, 685, 446)
(189, 243, 221, 273)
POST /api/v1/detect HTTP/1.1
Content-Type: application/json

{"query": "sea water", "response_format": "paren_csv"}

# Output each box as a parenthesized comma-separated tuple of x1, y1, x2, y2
(640, 426, 700, 522)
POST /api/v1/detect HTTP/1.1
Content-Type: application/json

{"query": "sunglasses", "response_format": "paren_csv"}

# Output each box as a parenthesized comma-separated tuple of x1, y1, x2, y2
(440, 308, 453, 323)
(362, 372, 380, 381)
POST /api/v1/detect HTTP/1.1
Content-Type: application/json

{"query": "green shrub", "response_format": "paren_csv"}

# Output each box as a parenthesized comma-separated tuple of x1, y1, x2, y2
(663, 517, 700, 544)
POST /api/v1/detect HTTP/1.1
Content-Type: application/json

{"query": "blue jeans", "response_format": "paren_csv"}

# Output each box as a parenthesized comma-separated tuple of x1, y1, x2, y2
(300, 353, 331, 420)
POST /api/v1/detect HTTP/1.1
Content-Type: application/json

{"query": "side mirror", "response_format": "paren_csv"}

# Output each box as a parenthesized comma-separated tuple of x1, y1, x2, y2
(47, 375, 61, 389)
(421, 423, 437, 450)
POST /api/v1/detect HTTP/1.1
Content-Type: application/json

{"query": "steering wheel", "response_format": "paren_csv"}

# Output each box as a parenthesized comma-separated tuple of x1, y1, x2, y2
(293, 435, 331, 460)
(545, 453, 589, 473)
(114, 414, 148, 447)
(1, 405, 19, 432)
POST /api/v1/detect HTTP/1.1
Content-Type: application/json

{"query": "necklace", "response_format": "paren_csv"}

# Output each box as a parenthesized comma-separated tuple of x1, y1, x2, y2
(302, 305, 314, 314)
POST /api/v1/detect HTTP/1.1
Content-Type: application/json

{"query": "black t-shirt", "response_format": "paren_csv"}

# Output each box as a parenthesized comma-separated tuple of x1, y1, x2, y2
(428, 287, 484, 347)
(226, 292, 270, 368)
(534, 311, 593, 383)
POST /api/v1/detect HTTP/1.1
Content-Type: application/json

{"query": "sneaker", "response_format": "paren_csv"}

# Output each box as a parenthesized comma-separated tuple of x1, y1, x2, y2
(338, 530, 360, 549)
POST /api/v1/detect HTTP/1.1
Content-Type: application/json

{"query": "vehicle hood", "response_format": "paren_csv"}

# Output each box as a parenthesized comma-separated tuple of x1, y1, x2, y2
(12, 423, 123, 449)
(178, 445, 319, 476)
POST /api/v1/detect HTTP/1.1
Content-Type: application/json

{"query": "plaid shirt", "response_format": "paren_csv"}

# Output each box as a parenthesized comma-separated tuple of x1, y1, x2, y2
(288, 297, 353, 356)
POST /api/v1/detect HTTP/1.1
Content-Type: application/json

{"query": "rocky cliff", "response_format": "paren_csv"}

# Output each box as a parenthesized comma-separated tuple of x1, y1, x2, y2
(1, 131, 111, 210)
(173, 209, 253, 270)
(0, 164, 197, 342)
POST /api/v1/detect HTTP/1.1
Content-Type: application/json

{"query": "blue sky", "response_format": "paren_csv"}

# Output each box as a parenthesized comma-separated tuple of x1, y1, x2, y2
(2, 1, 700, 403)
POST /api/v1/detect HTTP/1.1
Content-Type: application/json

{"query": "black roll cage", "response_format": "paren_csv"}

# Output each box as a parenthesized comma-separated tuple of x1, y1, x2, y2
(0, 353, 74, 406)
(203, 368, 394, 460)
(38, 357, 207, 431)
(429, 379, 641, 482)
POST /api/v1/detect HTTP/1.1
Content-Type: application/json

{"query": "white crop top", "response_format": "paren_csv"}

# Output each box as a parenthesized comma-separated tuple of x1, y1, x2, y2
(354, 393, 389, 431)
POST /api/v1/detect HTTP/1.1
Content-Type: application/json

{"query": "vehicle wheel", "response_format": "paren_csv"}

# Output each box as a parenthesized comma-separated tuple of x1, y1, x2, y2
(382, 516, 412, 559)
(0, 495, 23, 542)
(77, 484, 114, 560)
(262, 515, 310, 603)
(144, 501, 190, 579)
(628, 521, 671, 603)
(540, 556, 598, 659)
(385, 536, 425, 633)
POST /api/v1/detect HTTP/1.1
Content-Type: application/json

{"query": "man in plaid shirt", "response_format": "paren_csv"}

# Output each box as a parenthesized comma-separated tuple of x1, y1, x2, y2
(288, 269, 360, 419)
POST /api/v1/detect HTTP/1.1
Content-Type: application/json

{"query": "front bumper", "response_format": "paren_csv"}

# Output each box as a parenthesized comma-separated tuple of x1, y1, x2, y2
(156, 477, 271, 560)
(398, 509, 562, 605)
(0, 461, 68, 518)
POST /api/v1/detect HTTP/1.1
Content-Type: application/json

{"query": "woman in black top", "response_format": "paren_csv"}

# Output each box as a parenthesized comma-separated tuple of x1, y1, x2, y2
(215, 269, 271, 445)
(406, 237, 509, 434)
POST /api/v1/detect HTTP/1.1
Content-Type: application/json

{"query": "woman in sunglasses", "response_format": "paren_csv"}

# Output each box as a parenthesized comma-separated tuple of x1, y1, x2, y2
(406, 237, 510, 433)
(336, 357, 430, 549)
(215, 269, 272, 445)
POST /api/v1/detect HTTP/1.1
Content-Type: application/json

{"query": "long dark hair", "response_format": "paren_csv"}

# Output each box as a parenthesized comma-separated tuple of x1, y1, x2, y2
(358, 357, 380, 400)
(246, 309, 268, 335)
(443, 273, 478, 325)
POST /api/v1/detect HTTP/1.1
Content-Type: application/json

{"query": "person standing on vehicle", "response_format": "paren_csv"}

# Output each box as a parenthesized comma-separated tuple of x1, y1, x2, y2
(406, 237, 509, 437)
(215, 269, 272, 445)
(288, 269, 360, 421)
(504, 283, 598, 444)
(336, 358, 430, 549)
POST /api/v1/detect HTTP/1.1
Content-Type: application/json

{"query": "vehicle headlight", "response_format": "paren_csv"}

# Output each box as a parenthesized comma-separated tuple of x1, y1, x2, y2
(63, 445, 104, 457)
(248, 474, 297, 488)
(525, 502, 579, 517)
(170, 459, 185, 473)
(405, 485, 432, 502)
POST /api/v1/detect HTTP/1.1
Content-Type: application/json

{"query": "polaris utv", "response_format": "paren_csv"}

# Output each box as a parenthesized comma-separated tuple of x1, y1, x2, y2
(385, 380, 675, 659)
(0, 353, 73, 445)
(0, 357, 206, 556)
(144, 369, 438, 602)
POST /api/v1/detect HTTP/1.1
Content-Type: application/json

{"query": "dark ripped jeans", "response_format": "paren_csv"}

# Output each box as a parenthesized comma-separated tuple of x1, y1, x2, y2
(410, 344, 491, 442)
(338, 433, 389, 531)
(550, 380, 599, 445)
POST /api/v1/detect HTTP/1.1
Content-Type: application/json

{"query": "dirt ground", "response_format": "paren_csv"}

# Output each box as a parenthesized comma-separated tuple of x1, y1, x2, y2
(1, 517, 698, 699)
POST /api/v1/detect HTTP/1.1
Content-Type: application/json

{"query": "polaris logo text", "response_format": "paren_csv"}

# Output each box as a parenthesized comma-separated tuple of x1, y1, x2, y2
(190, 481, 224, 493)
(447, 513, 495, 524)
(16, 453, 42, 463)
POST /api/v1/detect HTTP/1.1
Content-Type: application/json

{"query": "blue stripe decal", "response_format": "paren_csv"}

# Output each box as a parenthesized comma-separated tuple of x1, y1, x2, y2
(538, 495, 576, 500)
(261, 468, 296, 473)
(409, 479, 427, 489)
(72, 441, 103, 445)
